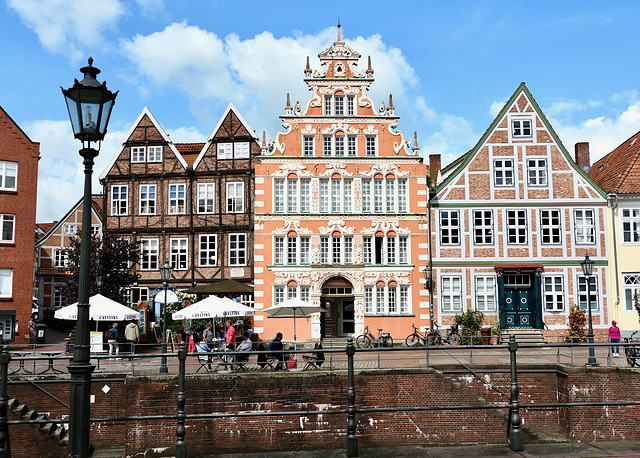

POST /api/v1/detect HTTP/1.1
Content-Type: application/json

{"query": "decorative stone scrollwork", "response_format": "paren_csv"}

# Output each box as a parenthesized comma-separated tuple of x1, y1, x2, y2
(301, 124, 316, 135)
(318, 163, 354, 177)
(362, 124, 378, 134)
(361, 220, 412, 235)
(318, 220, 355, 235)
(294, 101, 301, 116)
(359, 163, 410, 178)
(272, 162, 313, 177)
(378, 101, 386, 115)
(273, 220, 314, 235)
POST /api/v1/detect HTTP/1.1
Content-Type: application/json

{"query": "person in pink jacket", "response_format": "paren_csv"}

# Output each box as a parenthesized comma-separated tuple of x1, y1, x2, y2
(608, 320, 621, 357)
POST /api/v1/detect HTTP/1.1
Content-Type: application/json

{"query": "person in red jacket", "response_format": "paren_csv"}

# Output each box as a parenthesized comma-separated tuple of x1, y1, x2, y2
(609, 320, 621, 357)
(225, 320, 236, 351)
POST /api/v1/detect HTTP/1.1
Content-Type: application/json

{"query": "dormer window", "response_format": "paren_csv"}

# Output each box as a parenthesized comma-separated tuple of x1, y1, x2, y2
(512, 118, 533, 138)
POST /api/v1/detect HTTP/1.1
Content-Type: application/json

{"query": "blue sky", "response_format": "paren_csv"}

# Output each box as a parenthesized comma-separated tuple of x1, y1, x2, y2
(2, 0, 640, 222)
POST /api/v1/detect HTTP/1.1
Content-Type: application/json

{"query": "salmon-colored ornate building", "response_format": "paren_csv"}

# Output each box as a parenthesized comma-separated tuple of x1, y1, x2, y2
(254, 27, 429, 341)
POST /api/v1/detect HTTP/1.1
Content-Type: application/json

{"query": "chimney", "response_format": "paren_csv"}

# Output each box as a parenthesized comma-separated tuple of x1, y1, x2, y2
(575, 142, 591, 172)
(429, 154, 441, 186)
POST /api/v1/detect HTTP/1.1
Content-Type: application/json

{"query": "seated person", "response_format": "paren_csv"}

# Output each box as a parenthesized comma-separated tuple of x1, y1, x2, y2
(236, 331, 252, 362)
(314, 342, 325, 367)
(256, 343, 268, 369)
(194, 335, 212, 369)
(267, 332, 286, 370)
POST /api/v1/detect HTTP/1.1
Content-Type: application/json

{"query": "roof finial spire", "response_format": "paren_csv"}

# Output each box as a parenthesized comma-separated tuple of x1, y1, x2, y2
(337, 18, 342, 42)
(304, 56, 312, 77)
(366, 56, 374, 77)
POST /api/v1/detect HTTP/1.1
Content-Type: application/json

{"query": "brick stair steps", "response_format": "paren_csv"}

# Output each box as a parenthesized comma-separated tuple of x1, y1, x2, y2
(8, 398, 68, 447)
(499, 329, 546, 345)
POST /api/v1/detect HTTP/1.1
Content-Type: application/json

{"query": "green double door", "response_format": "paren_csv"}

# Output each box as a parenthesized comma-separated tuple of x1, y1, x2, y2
(498, 271, 543, 329)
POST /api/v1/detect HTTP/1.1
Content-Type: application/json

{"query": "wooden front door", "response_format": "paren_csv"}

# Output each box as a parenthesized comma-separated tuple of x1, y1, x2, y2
(502, 273, 536, 329)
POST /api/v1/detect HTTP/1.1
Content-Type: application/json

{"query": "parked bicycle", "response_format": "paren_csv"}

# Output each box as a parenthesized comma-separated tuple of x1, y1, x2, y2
(405, 323, 461, 346)
(355, 326, 393, 348)
(624, 331, 639, 367)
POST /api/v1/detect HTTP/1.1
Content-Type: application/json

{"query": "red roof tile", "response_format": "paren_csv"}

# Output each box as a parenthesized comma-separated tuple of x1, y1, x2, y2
(590, 130, 640, 194)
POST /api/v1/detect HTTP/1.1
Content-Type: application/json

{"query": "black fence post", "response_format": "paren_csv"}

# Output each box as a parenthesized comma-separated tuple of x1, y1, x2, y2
(346, 337, 358, 457)
(507, 334, 524, 451)
(175, 342, 187, 458)
(0, 345, 10, 457)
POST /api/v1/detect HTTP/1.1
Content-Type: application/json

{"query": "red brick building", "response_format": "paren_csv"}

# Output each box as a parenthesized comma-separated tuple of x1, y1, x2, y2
(0, 105, 40, 342)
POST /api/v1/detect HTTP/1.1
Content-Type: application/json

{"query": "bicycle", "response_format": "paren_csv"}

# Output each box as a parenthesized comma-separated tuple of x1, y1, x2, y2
(355, 326, 394, 348)
(624, 331, 639, 367)
(405, 323, 460, 346)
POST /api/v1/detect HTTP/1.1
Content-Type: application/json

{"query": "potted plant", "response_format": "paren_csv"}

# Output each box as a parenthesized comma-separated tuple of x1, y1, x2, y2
(454, 310, 484, 345)
(490, 321, 501, 345)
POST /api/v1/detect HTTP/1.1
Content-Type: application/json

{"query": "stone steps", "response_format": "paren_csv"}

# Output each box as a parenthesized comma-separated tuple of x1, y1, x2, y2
(8, 398, 68, 447)
(499, 329, 546, 345)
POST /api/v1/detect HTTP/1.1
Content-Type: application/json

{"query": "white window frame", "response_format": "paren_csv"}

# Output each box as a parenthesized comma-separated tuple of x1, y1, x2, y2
(170, 237, 188, 270)
(128, 287, 149, 308)
(131, 146, 145, 163)
(197, 183, 215, 214)
(0, 269, 13, 299)
(226, 182, 245, 213)
(228, 233, 247, 266)
(365, 136, 377, 156)
(622, 209, 640, 244)
(577, 275, 599, 311)
(0, 214, 15, 243)
(111, 185, 128, 216)
(198, 234, 218, 267)
(543, 275, 564, 311)
(53, 248, 68, 268)
(473, 210, 493, 245)
(506, 209, 528, 245)
(63, 223, 77, 236)
(623, 274, 640, 312)
(574, 209, 596, 245)
(347, 136, 357, 156)
(527, 158, 548, 186)
(140, 238, 159, 271)
(303, 136, 315, 156)
(361, 178, 407, 214)
(323, 136, 332, 156)
(217, 143, 233, 159)
(512, 118, 533, 138)
(475, 276, 496, 312)
(363, 235, 409, 265)
(0, 161, 17, 191)
(168, 183, 186, 215)
(147, 146, 163, 162)
(441, 276, 462, 312)
(440, 210, 460, 245)
(540, 209, 562, 245)
(274, 285, 310, 305)
(347, 95, 355, 115)
(139, 184, 157, 215)
(234, 142, 250, 159)
(364, 284, 410, 315)
(494, 158, 514, 187)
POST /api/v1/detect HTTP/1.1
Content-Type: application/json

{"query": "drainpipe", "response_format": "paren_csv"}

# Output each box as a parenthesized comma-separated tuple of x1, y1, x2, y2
(427, 179, 435, 332)
(608, 193, 620, 311)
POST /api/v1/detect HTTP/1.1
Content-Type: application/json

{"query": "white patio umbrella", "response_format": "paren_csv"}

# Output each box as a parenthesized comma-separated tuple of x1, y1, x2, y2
(171, 295, 255, 320)
(54, 294, 140, 322)
(262, 299, 326, 348)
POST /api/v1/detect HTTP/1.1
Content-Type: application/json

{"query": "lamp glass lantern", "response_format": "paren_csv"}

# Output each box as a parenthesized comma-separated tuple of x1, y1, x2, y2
(580, 254, 594, 277)
(61, 57, 118, 144)
(160, 261, 173, 285)
(423, 265, 432, 290)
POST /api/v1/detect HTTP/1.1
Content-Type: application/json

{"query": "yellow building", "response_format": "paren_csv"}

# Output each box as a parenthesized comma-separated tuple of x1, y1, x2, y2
(591, 131, 640, 331)
(253, 26, 430, 342)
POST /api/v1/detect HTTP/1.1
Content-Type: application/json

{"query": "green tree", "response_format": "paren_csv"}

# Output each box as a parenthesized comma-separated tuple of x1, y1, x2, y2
(59, 233, 140, 305)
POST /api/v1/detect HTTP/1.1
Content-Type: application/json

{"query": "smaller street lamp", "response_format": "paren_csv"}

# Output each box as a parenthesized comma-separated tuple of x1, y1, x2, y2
(95, 276, 103, 294)
(580, 255, 597, 366)
(423, 265, 434, 331)
(159, 261, 173, 374)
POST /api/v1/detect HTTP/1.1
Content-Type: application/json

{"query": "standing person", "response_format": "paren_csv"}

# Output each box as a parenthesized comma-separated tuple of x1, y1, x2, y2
(125, 321, 140, 354)
(203, 323, 216, 350)
(107, 323, 119, 358)
(27, 315, 37, 348)
(225, 320, 236, 351)
(609, 320, 621, 357)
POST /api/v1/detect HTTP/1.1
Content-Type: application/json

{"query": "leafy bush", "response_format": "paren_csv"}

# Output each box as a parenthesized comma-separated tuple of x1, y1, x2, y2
(565, 305, 587, 343)
(454, 310, 484, 345)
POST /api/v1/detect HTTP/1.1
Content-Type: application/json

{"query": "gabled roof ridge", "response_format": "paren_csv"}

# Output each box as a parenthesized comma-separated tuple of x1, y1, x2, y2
(35, 196, 102, 248)
(591, 130, 640, 193)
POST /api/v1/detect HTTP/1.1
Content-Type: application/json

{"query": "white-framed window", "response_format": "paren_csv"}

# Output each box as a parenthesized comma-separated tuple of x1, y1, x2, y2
(361, 178, 408, 214)
(324, 96, 332, 116)
(347, 96, 355, 115)
(234, 142, 250, 159)
(0, 269, 12, 298)
(226, 182, 245, 213)
(228, 233, 247, 266)
(198, 234, 218, 267)
(623, 274, 640, 312)
(319, 235, 354, 265)
(131, 146, 145, 163)
(320, 178, 353, 214)
(170, 238, 188, 270)
(0, 214, 15, 243)
(323, 136, 332, 156)
(475, 276, 496, 311)
(0, 161, 17, 191)
(91, 225, 102, 237)
(473, 210, 493, 245)
(53, 287, 65, 308)
(53, 248, 68, 268)
(239, 294, 254, 308)
(540, 209, 562, 245)
(168, 183, 186, 215)
(274, 178, 311, 214)
(274, 235, 311, 265)
(197, 183, 215, 214)
(494, 158, 514, 186)
(139, 184, 156, 215)
(441, 276, 462, 312)
(287, 180, 298, 213)
(364, 284, 410, 315)
(334, 95, 344, 115)
(506, 209, 528, 244)
(111, 185, 128, 216)
(335, 136, 345, 156)
(543, 275, 564, 311)
(577, 275, 598, 311)
(347, 136, 357, 156)
(363, 235, 409, 265)
(574, 209, 595, 244)
(527, 158, 548, 186)
(365, 136, 377, 156)
(128, 287, 149, 307)
(622, 209, 640, 243)
(303, 136, 315, 156)
(512, 118, 533, 138)
(217, 143, 233, 159)
(63, 223, 77, 236)
(140, 239, 159, 270)
(274, 285, 310, 305)
(147, 146, 163, 162)
(440, 210, 460, 245)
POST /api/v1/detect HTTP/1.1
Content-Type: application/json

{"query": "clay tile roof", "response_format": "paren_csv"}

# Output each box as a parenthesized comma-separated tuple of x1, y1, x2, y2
(590, 130, 640, 194)
(175, 143, 205, 167)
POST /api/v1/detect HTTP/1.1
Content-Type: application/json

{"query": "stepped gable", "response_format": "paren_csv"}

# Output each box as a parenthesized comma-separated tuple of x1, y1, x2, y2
(590, 130, 640, 194)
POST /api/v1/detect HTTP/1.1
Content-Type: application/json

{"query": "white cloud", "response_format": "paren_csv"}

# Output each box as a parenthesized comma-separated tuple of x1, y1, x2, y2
(8, 0, 125, 61)
(489, 100, 506, 117)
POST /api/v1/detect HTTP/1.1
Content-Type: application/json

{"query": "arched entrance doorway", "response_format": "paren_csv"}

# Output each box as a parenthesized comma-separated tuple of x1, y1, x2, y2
(321, 276, 355, 338)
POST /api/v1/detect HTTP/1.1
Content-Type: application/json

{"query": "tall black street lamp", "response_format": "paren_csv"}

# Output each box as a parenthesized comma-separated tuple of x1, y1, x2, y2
(160, 261, 173, 374)
(580, 254, 598, 366)
(62, 57, 117, 458)
(423, 265, 433, 331)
